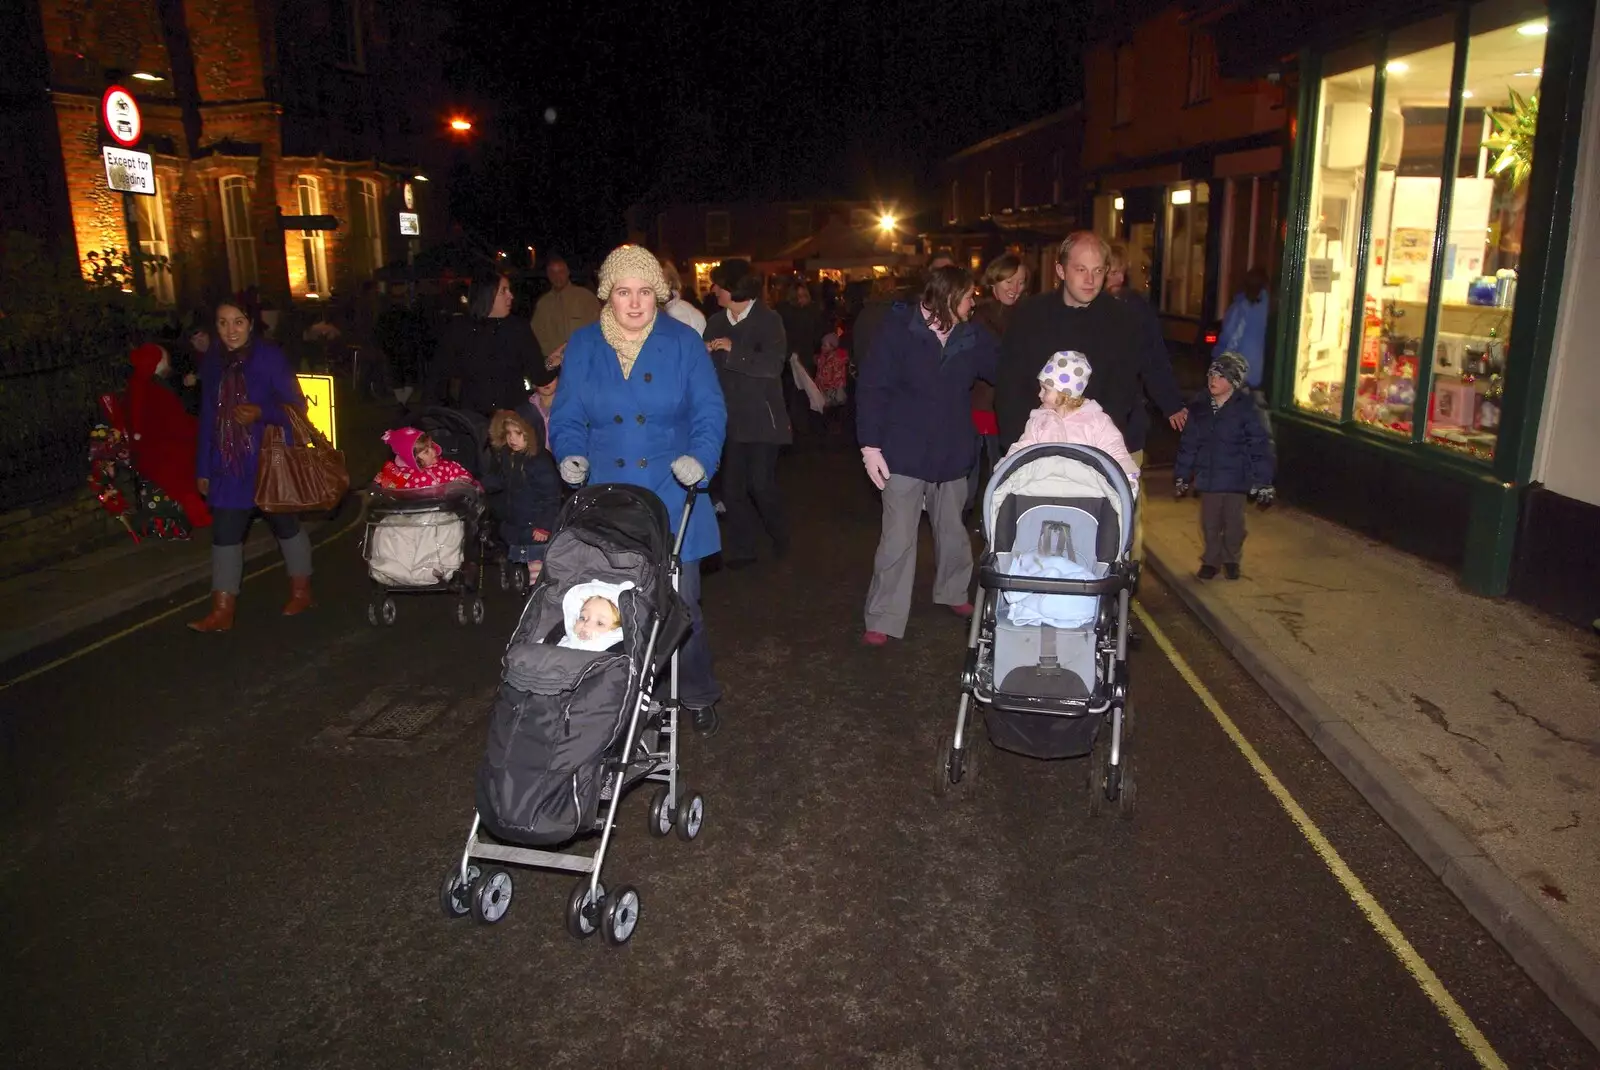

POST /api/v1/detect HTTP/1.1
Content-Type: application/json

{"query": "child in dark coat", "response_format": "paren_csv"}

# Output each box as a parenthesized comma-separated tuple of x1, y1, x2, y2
(485, 409, 563, 580)
(1174, 353, 1276, 580)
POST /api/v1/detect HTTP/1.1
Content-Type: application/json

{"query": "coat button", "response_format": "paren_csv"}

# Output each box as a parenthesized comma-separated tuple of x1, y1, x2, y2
(636, 414, 646, 424)
(643, 373, 652, 382)
(615, 458, 625, 467)
(613, 414, 623, 424)
(638, 459, 648, 469)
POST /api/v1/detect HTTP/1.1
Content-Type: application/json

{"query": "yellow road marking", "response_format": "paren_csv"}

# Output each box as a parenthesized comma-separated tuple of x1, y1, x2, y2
(1133, 600, 1507, 1070)
(0, 510, 365, 695)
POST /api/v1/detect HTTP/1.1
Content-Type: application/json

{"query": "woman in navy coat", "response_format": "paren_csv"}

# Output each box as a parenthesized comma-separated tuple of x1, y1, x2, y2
(548, 245, 728, 735)
(855, 265, 999, 645)
(188, 298, 315, 632)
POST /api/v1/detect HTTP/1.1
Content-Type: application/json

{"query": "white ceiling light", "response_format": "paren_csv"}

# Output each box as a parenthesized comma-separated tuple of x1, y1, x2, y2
(1113, 196, 1125, 211)
(1170, 188, 1192, 205)
(1518, 20, 1548, 36)
(1462, 90, 1475, 99)
(1386, 61, 1409, 75)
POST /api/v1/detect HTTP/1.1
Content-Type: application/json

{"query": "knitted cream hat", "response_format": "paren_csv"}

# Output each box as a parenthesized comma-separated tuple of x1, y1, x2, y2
(596, 245, 668, 304)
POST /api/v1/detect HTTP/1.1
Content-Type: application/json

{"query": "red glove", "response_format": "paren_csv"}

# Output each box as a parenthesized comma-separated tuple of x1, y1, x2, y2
(532, 527, 550, 543)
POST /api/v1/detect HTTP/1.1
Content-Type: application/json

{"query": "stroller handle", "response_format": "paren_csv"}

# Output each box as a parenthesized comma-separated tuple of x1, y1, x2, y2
(671, 485, 699, 562)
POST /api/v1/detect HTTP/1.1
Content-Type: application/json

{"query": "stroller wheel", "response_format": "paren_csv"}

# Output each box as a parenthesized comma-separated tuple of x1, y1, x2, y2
(439, 864, 482, 919)
(646, 787, 673, 838)
(1117, 751, 1137, 818)
(601, 885, 641, 946)
(934, 730, 979, 797)
(511, 565, 530, 596)
(566, 879, 605, 940)
(366, 602, 379, 627)
(469, 598, 486, 625)
(498, 562, 510, 591)
(675, 791, 704, 841)
(379, 597, 398, 626)
(470, 868, 514, 925)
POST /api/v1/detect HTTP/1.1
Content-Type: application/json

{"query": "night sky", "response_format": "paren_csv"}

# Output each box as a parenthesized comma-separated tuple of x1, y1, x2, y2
(443, 0, 1085, 266)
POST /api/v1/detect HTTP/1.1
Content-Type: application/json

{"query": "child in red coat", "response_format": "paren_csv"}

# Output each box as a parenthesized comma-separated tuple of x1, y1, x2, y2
(125, 343, 211, 527)
(377, 427, 482, 491)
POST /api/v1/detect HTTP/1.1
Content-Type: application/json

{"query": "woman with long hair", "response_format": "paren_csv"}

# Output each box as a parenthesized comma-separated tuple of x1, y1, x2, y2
(855, 265, 999, 645)
(187, 298, 316, 632)
(427, 269, 551, 415)
(548, 245, 729, 735)
(964, 253, 1030, 521)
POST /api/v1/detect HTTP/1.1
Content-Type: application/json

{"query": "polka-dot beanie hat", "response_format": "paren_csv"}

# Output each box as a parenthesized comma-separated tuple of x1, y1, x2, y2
(1038, 351, 1092, 398)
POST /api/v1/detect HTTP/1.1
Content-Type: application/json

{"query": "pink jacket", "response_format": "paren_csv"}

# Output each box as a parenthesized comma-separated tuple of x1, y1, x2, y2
(1005, 399, 1141, 478)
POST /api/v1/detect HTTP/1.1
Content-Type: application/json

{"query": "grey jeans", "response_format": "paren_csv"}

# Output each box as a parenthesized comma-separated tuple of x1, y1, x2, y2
(863, 474, 972, 637)
(1199, 492, 1247, 567)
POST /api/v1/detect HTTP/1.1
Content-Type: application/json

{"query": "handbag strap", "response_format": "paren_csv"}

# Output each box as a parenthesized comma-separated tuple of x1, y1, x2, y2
(281, 404, 333, 450)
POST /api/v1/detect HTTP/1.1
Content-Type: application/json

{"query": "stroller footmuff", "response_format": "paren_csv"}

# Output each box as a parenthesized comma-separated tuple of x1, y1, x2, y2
(361, 482, 488, 626)
(937, 443, 1140, 816)
(443, 484, 704, 944)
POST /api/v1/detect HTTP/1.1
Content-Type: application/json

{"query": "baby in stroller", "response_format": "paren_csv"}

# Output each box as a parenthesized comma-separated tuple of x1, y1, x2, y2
(378, 427, 482, 491)
(550, 580, 632, 652)
(485, 409, 562, 587)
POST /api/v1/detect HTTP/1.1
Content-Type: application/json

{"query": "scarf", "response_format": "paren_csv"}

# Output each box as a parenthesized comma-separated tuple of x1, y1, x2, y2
(599, 305, 654, 379)
(216, 344, 252, 475)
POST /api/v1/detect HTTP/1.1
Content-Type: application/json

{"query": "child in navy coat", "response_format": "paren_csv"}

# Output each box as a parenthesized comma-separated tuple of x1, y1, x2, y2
(485, 409, 563, 580)
(1174, 353, 1276, 580)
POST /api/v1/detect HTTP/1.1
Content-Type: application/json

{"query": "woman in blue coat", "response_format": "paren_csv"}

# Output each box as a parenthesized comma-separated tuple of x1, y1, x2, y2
(189, 298, 315, 632)
(855, 265, 999, 645)
(548, 245, 728, 735)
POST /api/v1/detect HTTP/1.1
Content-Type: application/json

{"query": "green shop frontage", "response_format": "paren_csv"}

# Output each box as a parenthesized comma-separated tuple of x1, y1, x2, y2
(1219, 0, 1597, 612)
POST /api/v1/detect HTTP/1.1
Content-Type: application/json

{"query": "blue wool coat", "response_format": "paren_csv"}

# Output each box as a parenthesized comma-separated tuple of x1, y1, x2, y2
(548, 316, 727, 563)
(195, 339, 307, 510)
(1174, 390, 1276, 494)
(856, 303, 1000, 484)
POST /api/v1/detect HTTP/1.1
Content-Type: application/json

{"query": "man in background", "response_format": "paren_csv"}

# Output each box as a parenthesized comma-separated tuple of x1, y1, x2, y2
(531, 255, 600, 364)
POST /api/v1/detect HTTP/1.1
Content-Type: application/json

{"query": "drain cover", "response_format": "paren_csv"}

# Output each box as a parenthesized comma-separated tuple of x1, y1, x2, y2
(353, 698, 446, 740)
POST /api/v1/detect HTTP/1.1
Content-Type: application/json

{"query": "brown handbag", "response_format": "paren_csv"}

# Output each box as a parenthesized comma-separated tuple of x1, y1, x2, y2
(255, 405, 350, 513)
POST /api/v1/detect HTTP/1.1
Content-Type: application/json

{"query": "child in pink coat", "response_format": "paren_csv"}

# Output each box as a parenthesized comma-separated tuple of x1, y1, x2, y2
(377, 427, 483, 491)
(1005, 351, 1141, 482)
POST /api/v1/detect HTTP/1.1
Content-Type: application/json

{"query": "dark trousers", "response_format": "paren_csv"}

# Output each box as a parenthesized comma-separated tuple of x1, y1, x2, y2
(963, 432, 1001, 517)
(211, 507, 301, 546)
(673, 558, 720, 709)
(1199, 492, 1247, 567)
(721, 441, 787, 561)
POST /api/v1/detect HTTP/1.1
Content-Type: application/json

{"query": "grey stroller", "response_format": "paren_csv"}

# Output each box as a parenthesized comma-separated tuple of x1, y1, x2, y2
(937, 442, 1139, 815)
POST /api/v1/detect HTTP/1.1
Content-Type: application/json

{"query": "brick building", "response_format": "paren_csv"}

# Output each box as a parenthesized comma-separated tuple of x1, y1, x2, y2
(1, 0, 454, 312)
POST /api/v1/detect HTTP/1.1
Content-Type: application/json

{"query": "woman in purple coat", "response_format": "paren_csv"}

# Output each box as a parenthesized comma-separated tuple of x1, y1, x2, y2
(188, 298, 316, 632)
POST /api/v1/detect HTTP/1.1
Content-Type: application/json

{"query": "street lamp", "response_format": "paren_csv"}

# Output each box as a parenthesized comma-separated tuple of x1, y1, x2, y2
(449, 117, 473, 133)
(878, 213, 897, 234)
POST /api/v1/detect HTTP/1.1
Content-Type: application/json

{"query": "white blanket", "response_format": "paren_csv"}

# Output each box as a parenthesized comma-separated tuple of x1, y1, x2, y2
(368, 512, 464, 586)
(1001, 551, 1100, 629)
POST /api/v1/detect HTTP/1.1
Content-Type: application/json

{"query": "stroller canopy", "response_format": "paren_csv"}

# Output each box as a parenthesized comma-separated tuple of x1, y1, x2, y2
(983, 444, 1136, 561)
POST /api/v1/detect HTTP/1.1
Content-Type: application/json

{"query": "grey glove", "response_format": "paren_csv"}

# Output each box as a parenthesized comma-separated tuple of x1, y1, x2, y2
(1251, 485, 1276, 509)
(670, 455, 706, 487)
(559, 456, 589, 486)
(1174, 478, 1192, 499)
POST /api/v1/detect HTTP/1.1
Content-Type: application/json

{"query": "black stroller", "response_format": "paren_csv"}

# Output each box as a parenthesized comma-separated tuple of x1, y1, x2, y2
(361, 482, 489, 626)
(440, 484, 705, 945)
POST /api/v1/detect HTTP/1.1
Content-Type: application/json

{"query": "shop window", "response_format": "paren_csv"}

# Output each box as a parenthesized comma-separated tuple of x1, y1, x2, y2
(219, 175, 258, 293)
(134, 177, 174, 304)
(347, 177, 383, 279)
(1290, 44, 1380, 418)
(1114, 43, 1135, 126)
(1423, 2, 1548, 461)
(294, 175, 330, 297)
(1161, 182, 1210, 319)
(705, 211, 730, 249)
(1187, 31, 1215, 105)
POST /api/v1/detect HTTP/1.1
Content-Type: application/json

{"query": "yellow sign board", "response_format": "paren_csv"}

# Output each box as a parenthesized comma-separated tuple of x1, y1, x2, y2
(295, 373, 338, 448)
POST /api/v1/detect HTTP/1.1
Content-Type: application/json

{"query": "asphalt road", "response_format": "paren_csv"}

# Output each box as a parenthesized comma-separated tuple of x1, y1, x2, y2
(2, 444, 1595, 1069)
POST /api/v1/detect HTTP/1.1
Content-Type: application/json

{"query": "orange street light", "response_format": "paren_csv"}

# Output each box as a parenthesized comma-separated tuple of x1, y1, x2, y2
(449, 117, 473, 132)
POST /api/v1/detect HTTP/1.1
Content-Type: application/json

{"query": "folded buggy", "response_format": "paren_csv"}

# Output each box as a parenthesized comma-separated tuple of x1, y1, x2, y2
(361, 482, 488, 625)
(937, 443, 1139, 815)
(440, 484, 704, 945)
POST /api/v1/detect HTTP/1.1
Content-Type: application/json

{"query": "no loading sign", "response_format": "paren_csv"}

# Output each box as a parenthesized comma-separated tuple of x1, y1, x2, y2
(101, 85, 142, 147)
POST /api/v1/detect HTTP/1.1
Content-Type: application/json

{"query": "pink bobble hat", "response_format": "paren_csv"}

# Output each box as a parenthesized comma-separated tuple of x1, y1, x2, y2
(1038, 351, 1093, 398)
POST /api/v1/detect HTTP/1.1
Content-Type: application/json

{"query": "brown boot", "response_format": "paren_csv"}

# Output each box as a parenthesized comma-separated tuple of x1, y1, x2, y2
(282, 575, 314, 616)
(188, 591, 237, 633)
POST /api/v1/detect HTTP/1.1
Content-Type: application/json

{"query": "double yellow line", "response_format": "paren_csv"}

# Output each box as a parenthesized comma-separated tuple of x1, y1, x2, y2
(1135, 601, 1506, 1069)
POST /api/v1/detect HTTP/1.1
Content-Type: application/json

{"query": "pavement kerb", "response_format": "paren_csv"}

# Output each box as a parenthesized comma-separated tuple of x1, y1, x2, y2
(1142, 538, 1600, 1051)
(0, 499, 365, 668)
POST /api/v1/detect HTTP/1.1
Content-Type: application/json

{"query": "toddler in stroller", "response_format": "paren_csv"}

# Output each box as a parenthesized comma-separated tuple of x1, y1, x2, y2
(553, 581, 630, 651)
(484, 409, 562, 594)
(937, 442, 1140, 816)
(362, 427, 488, 626)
